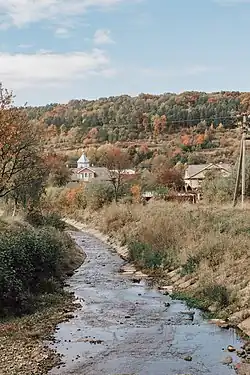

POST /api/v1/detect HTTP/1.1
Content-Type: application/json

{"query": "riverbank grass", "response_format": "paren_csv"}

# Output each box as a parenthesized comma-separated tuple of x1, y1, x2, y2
(66, 201, 250, 319)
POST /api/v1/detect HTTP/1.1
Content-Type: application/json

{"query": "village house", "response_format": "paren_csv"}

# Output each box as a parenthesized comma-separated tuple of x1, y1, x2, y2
(71, 153, 110, 183)
(184, 163, 232, 191)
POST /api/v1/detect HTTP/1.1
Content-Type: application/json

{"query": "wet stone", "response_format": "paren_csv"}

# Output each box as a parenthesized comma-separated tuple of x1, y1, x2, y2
(49, 230, 244, 375)
(222, 356, 233, 365)
(184, 356, 192, 361)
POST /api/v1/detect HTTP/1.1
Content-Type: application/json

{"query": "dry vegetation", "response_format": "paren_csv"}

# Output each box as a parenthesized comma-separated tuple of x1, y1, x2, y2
(60, 199, 250, 320)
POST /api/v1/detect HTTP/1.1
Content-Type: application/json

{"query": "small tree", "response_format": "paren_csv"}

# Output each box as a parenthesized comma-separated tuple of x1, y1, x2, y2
(201, 171, 233, 203)
(98, 145, 131, 202)
(131, 184, 141, 203)
(44, 152, 71, 187)
(0, 85, 42, 198)
(154, 164, 184, 191)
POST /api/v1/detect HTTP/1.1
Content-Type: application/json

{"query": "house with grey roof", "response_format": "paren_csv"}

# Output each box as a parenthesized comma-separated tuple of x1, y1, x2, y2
(184, 163, 232, 191)
(71, 152, 110, 183)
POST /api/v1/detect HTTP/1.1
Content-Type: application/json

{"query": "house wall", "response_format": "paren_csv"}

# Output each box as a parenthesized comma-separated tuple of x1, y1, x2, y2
(78, 171, 94, 182)
(185, 179, 201, 190)
(185, 166, 231, 191)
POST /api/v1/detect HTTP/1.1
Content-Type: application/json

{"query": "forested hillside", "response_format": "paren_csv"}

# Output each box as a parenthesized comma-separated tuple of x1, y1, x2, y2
(25, 91, 250, 145)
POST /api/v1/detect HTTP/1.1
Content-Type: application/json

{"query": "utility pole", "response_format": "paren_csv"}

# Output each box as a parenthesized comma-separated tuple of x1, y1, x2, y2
(233, 115, 248, 208)
(241, 115, 247, 208)
(233, 137, 243, 207)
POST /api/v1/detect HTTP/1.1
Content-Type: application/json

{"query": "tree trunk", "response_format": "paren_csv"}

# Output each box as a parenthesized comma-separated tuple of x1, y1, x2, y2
(12, 199, 17, 217)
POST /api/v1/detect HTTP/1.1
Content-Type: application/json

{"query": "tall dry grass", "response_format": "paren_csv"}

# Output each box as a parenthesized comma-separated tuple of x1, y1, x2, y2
(42, 185, 250, 313)
(84, 201, 250, 312)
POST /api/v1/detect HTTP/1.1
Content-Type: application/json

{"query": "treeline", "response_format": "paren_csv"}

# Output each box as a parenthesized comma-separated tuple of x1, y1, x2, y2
(24, 91, 250, 143)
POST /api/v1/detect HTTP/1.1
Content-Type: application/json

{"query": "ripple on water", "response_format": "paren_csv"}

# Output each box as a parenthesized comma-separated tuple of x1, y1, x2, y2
(49, 231, 243, 375)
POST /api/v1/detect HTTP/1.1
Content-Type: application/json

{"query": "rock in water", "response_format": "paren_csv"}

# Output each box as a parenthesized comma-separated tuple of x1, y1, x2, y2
(132, 278, 141, 283)
(184, 356, 192, 361)
(222, 356, 233, 365)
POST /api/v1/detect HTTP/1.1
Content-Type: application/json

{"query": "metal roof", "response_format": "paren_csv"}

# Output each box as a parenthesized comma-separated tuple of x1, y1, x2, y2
(185, 163, 232, 179)
(77, 153, 89, 164)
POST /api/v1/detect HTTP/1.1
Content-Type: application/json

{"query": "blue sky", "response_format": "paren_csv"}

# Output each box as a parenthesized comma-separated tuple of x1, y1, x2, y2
(0, 0, 249, 105)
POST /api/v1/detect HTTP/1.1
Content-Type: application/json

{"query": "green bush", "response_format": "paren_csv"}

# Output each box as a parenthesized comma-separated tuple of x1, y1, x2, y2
(43, 212, 66, 231)
(181, 255, 200, 275)
(25, 210, 65, 231)
(0, 227, 65, 317)
(128, 241, 164, 269)
(85, 181, 114, 210)
(25, 210, 44, 227)
(201, 284, 230, 308)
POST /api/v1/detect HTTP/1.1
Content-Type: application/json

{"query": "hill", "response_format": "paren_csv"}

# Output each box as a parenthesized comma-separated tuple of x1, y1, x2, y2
(25, 91, 250, 166)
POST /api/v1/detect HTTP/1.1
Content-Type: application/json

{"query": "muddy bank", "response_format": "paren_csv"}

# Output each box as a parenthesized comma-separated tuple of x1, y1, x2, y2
(49, 229, 249, 375)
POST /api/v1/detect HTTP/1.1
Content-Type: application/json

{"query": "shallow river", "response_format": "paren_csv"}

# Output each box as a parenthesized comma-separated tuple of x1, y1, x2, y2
(49, 230, 243, 375)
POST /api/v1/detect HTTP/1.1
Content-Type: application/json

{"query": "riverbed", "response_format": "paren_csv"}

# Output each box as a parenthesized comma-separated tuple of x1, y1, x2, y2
(49, 230, 243, 375)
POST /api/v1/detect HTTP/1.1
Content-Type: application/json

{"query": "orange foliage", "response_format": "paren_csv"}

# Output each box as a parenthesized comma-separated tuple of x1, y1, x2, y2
(195, 134, 205, 145)
(181, 134, 192, 146)
(65, 186, 83, 205)
(181, 133, 206, 147)
(153, 115, 167, 137)
(130, 184, 141, 203)
(0, 86, 42, 197)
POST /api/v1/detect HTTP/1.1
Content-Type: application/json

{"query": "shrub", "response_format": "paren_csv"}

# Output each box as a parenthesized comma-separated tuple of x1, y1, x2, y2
(128, 241, 163, 269)
(202, 175, 233, 203)
(201, 284, 230, 308)
(128, 240, 176, 270)
(43, 212, 66, 231)
(0, 226, 66, 317)
(25, 209, 44, 227)
(85, 181, 114, 210)
(181, 255, 200, 275)
(25, 210, 65, 231)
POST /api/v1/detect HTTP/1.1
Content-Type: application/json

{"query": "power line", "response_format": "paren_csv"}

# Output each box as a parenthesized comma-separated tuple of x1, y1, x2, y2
(93, 116, 239, 129)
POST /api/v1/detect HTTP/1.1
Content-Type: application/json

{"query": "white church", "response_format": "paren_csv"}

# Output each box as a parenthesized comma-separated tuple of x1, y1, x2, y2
(71, 152, 109, 183)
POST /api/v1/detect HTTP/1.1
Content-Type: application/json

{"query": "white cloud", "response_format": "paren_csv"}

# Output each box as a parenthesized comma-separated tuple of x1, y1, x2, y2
(0, 48, 116, 89)
(93, 29, 114, 44)
(55, 27, 69, 37)
(0, 0, 126, 28)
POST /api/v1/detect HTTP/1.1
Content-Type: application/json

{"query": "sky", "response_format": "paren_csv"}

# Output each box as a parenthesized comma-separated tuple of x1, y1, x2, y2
(0, 0, 250, 105)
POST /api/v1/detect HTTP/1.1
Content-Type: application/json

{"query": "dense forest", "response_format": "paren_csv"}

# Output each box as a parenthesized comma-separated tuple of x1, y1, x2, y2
(25, 91, 250, 144)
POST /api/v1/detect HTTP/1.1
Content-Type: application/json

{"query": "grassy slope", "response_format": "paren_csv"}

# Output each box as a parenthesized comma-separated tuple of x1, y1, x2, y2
(70, 201, 250, 324)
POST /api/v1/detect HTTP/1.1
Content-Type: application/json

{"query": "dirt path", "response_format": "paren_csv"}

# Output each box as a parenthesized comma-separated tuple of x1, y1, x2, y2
(49, 231, 242, 375)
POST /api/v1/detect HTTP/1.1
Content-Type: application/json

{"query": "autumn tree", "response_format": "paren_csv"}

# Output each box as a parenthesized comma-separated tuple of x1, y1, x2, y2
(0, 85, 43, 199)
(44, 152, 71, 187)
(131, 184, 141, 203)
(154, 163, 184, 191)
(98, 145, 131, 202)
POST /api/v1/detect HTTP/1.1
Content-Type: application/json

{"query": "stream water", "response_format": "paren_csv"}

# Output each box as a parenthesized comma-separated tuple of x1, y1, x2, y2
(49, 230, 243, 375)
